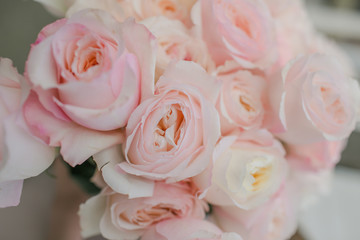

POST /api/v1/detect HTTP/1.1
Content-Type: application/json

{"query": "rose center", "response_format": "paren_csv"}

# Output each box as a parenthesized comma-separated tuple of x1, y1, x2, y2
(128, 204, 180, 226)
(320, 86, 346, 124)
(222, 2, 252, 37)
(243, 157, 272, 192)
(159, 0, 177, 14)
(153, 104, 184, 152)
(239, 96, 255, 112)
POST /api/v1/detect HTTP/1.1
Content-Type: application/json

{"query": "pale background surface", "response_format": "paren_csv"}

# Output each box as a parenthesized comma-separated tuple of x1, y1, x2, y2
(0, 0, 360, 239)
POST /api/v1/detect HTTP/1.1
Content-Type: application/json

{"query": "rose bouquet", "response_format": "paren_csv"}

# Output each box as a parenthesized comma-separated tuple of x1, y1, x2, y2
(1, 0, 359, 239)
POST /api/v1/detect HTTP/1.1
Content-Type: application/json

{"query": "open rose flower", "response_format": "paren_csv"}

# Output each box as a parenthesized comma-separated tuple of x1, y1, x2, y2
(142, 16, 215, 80)
(142, 218, 243, 240)
(131, 0, 197, 26)
(119, 61, 221, 182)
(287, 140, 346, 172)
(217, 70, 266, 134)
(199, 0, 277, 70)
(272, 0, 314, 68)
(0, 58, 54, 207)
(23, 10, 156, 165)
(79, 181, 208, 240)
(195, 129, 287, 210)
(213, 184, 298, 240)
(66, 0, 197, 26)
(268, 53, 360, 144)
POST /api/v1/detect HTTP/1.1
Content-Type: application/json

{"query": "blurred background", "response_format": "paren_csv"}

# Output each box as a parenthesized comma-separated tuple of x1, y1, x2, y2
(0, 0, 360, 239)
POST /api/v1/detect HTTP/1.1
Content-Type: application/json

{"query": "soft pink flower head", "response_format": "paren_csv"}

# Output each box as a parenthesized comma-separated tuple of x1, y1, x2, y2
(131, 0, 197, 26)
(217, 70, 266, 134)
(213, 184, 298, 240)
(26, 9, 156, 131)
(200, 0, 277, 70)
(0, 58, 54, 207)
(267, 53, 360, 144)
(195, 129, 288, 210)
(272, 0, 314, 69)
(120, 61, 221, 182)
(287, 140, 346, 172)
(142, 218, 243, 240)
(79, 181, 208, 240)
(142, 16, 215, 80)
(23, 10, 157, 165)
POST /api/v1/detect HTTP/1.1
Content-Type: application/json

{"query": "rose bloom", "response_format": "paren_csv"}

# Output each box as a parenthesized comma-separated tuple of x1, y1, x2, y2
(0, 58, 54, 207)
(23, 10, 156, 165)
(142, 218, 243, 240)
(79, 181, 208, 240)
(66, 0, 197, 25)
(142, 16, 215, 80)
(131, 0, 197, 26)
(195, 129, 287, 210)
(119, 61, 221, 182)
(216, 70, 266, 134)
(286, 140, 346, 172)
(272, 0, 314, 68)
(267, 53, 360, 144)
(213, 184, 298, 240)
(199, 0, 277, 70)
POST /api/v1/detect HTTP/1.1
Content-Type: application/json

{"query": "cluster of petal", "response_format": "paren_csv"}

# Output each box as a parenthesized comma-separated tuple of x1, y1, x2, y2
(3, 0, 359, 239)
(24, 9, 157, 165)
(0, 58, 54, 207)
(79, 181, 208, 240)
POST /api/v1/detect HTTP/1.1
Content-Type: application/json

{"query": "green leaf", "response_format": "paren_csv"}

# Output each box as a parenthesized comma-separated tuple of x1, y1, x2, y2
(63, 157, 101, 195)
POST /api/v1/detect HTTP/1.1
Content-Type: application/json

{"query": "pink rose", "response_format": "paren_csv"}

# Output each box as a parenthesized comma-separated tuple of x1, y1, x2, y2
(216, 70, 266, 134)
(287, 140, 346, 172)
(268, 53, 360, 144)
(195, 129, 287, 210)
(0, 58, 54, 207)
(272, 0, 314, 68)
(79, 181, 207, 239)
(142, 16, 215, 80)
(200, 0, 277, 70)
(131, 0, 197, 26)
(120, 61, 221, 182)
(142, 218, 243, 240)
(24, 10, 156, 165)
(213, 185, 298, 240)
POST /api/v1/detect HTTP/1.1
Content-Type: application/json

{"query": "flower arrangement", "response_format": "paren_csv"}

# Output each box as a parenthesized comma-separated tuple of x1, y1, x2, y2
(1, 0, 359, 239)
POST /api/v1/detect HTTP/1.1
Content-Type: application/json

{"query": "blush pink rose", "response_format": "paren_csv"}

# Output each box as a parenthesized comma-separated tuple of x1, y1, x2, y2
(272, 0, 314, 68)
(142, 218, 243, 240)
(213, 184, 298, 240)
(27, 9, 156, 131)
(268, 53, 360, 144)
(194, 129, 287, 210)
(131, 0, 197, 26)
(79, 181, 208, 240)
(200, 0, 277, 70)
(120, 61, 221, 182)
(142, 16, 215, 80)
(287, 140, 346, 172)
(0, 58, 54, 207)
(24, 10, 156, 165)
(216, 70, 266, 134)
